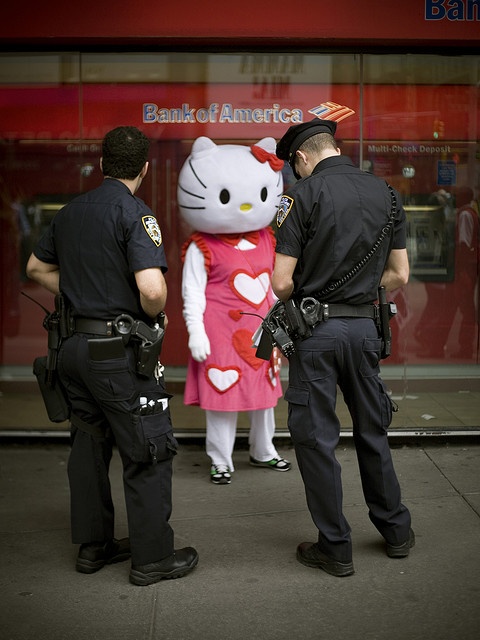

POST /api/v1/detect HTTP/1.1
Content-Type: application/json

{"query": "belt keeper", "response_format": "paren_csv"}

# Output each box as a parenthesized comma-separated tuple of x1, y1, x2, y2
(323, 303, 329, 321)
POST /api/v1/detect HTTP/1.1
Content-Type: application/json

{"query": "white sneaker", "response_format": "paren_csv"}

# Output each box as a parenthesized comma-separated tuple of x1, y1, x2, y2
(249, 456, 291, 471)
(210, 464, 232, 484)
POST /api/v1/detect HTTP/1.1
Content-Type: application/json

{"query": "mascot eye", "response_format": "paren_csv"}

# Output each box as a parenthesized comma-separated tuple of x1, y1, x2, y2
(220, 189, 230, 204)
(261, 187, 268, 202)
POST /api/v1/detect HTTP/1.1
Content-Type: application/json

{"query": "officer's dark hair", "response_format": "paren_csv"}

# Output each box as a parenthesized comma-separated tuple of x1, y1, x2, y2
(101, 126, 150, 180)
(299, 132, 337, 156)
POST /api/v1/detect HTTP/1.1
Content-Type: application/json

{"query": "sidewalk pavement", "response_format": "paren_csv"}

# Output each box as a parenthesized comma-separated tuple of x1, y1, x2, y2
(0, 439, 479, 640)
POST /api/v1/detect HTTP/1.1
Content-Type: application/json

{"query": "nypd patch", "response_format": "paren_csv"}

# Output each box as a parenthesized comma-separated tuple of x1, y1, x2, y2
(277, 195, 294, 227)
(142, 215, 162, 246)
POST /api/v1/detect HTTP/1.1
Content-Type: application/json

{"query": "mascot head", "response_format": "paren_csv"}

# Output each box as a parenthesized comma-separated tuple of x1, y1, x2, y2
(177, 137, 284, 234)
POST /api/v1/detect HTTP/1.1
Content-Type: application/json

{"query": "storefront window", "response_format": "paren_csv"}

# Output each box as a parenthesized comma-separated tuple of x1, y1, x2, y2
(1, 51, 479, 431)
(361, 54, 479, 365)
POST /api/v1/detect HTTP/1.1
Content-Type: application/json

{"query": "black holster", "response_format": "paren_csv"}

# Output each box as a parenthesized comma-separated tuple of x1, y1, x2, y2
(377, 286, 397, 359)
(111, 314, 165, 377)
(43, 293, 73, 385)
(256, 299, 310, 360)
(135, 333, 165, 377)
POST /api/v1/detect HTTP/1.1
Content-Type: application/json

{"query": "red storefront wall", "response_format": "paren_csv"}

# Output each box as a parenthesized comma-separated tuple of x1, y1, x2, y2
(1, 81, 478, 366)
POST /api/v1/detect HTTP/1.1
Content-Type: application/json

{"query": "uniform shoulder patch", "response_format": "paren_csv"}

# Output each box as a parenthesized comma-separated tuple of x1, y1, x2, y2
(142, 215, 162, 247)
(277, 195, 294, 227)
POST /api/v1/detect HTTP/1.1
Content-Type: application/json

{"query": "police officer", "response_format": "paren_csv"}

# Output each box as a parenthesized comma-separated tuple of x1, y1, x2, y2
(26, 126, 198, 586)
(272, 118, 414, 577)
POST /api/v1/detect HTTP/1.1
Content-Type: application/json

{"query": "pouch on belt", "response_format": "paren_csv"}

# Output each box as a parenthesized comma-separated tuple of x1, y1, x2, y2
(33, 355, 71, 423)
(87, 336, 125, 360)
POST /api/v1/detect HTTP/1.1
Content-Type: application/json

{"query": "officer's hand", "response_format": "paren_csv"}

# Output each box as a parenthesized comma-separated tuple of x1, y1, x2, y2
(188, 325, 211, 362)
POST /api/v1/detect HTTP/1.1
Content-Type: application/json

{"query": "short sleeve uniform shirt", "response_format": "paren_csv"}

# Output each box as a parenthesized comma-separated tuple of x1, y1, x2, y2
(275, 156, 406, 304)
(33, 178, 168, 320)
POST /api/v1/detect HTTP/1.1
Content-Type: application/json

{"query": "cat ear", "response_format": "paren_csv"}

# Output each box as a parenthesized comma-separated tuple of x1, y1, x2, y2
(254, 137, 277, 154)
(191, 136, 218, 157)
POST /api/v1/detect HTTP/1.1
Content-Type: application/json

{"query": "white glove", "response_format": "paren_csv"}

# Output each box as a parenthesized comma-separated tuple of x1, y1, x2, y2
(182, 243, 211, 362)
(188, 324, 211, 362)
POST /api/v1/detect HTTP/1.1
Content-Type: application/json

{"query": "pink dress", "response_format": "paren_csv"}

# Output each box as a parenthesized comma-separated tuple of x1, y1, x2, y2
(183, 228, 282, 411)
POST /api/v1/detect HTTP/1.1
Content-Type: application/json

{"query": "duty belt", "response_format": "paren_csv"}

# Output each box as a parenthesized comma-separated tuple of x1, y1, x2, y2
(73, 318, 114, 336)
(73, 314, 163, 348)
(299, 297, 377, 327)
(256, 298, 380, 361)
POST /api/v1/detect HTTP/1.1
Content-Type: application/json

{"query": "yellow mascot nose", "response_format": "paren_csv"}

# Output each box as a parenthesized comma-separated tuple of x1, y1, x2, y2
(240, 203, 252, 212)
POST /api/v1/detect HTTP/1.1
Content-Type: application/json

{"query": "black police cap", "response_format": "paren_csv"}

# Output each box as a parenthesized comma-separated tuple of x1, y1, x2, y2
(276, 118, 337, 166)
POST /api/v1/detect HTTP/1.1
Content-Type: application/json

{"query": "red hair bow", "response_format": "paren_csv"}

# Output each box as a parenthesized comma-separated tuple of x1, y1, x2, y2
(250, 145, 284, 171)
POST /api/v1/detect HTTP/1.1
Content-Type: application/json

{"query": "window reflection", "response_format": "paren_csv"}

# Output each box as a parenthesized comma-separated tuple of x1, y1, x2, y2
(0, 52, 478, 374)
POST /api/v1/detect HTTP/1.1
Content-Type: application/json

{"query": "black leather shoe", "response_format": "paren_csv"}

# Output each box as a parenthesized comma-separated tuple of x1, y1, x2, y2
(386, 528, 415, 558)
(129, 547, 199, 586)
(297, 542, 354, 577)
(76, 537, 131, 574)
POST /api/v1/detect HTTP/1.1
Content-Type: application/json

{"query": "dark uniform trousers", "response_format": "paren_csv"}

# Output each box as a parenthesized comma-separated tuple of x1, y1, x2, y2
(285, 316, 411, 562)
(57, 332, 176, 566)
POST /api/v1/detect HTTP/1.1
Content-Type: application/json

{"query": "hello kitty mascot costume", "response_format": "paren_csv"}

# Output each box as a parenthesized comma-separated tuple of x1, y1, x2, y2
(178, 137, 291, 484)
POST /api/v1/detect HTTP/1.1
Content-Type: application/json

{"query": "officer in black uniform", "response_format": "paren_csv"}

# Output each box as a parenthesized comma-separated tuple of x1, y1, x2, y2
(272, 118, 414, 577)
(26, 126, 198, 586)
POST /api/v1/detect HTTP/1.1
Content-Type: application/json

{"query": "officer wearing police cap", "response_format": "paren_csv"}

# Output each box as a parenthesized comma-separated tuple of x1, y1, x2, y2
(276, 118, 337, 179)
(272, 117, 414, 577)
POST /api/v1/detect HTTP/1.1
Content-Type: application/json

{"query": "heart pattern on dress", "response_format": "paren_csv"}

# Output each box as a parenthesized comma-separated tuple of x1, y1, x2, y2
(267, 364, 278, 388)
(230, 269, 270, 308)
(228, 309, 244, 322)
(232, 329, 263, 370)
(206, 365, 242, 393)
(266, 348, 282, 388)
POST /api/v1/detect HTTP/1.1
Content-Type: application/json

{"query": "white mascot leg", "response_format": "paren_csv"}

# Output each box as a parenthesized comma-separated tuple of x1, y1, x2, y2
(247, 407, 278, 461)
(205, 410, 238, 471)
